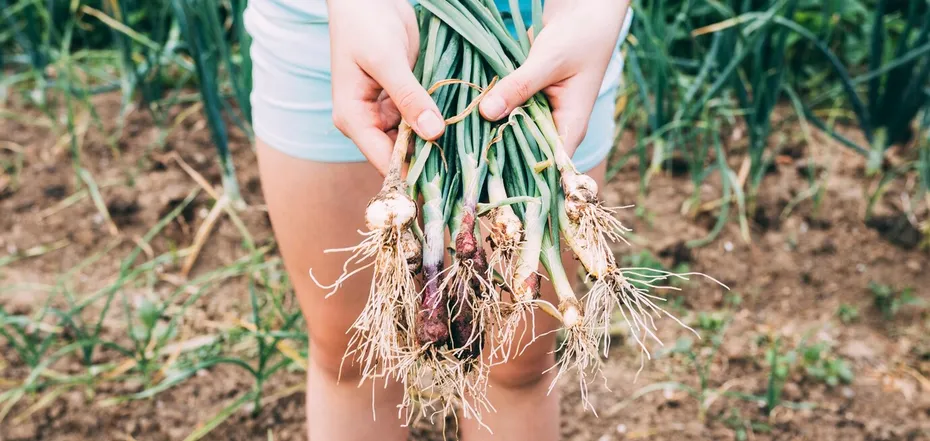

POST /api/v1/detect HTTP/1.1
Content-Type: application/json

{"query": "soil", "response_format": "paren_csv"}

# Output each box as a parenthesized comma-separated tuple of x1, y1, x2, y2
(1, 93, 929, 441)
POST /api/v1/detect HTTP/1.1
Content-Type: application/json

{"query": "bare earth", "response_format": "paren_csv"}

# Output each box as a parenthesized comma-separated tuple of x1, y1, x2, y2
(1, 93, 929, 441)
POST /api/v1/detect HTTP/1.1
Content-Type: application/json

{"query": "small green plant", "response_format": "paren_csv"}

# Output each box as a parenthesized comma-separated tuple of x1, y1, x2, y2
(837, 304, 860, 324)
(695, 311, 728, 333)
(609, 319, 731, 422)
(658, 334, 725, 422)
(725, 292, 743, 309)
(869, 281, 922, 320)
(721, 407, 771, 441)
(764, 337, 796, 415)
(798, 342, 854, 387)
(722, 407, 750, 441)
(0, 306, 58, 369)
(614, 319, 813, 423)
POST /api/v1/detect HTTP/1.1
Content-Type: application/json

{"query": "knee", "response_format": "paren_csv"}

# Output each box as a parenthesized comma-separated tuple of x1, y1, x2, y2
(307, 332, 357, 381)
(489, 345, 557, 390)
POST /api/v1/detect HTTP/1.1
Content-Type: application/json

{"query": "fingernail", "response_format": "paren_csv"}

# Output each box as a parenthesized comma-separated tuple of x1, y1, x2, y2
(417, 110, 444, 139)
(481, 95, 507, 120)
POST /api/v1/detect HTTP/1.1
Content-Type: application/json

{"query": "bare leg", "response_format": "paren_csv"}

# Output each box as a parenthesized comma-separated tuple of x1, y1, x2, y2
(256, 139, 408, 441)
(460, 161, 608, 441)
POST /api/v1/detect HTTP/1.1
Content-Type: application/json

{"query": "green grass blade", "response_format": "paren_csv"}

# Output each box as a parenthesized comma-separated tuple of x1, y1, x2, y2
(171, 0, 240, 199)
(772, 16, 872, 142)
(182, 391, 258, 441)
(867, 0, 887, 120)
(687, 132, 731, 248)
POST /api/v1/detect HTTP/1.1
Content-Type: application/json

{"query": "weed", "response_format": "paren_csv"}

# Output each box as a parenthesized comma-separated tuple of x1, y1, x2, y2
(725, 293, 743, 309)
(869, 281, 923, 320)
(608, 316, 731, 422)
(837, 303, 860, 324)
(0, 305, 58, 368)
(764, 337, 796, 414)
(798, 342, 854, 387)
(695, 311, 728, 333)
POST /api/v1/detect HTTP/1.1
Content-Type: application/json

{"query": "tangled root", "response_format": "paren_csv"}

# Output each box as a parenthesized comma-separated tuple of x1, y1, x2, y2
(547, 315, 603, 413)
(571, 202, 632, 245)
(582, 269, 722, 365)
(400, 346, 494, 430)
(311, 226, 420, 383)
(492, 299, 535, 362)
(399, 232, 502, 428)
(310, 187, 421, 382)
(440, 256, 503, 360)
(561, 170, 632, 258)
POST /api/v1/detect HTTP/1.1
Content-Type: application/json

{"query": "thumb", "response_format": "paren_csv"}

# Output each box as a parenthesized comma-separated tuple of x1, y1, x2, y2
(370, 66, 446, 141)
(479, 56, 556, 121)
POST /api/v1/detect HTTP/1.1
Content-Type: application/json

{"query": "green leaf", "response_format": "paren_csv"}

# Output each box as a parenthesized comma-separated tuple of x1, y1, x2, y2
(136, 298, 159, 330)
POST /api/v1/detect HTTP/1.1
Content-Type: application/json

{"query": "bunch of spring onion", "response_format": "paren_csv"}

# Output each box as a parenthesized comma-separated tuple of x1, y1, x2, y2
(312, 0, 723, 424)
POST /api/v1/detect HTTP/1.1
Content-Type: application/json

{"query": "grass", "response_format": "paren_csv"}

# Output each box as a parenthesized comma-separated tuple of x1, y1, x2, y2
(1, 0, 927, 234)
(619, 0, 930, 246)
(0, 243, 306, 437)
(0, 164, 306, 437)
(606, 291, 861, 434)
(2, 0, 250, 199)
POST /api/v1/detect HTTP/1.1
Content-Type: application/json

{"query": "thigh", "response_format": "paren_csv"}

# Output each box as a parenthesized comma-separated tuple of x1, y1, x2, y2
(256, 139, 383, 370)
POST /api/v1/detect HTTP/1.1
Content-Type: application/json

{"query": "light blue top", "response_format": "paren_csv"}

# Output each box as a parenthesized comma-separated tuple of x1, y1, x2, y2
(243, 0, 633, 170)
(250, 1, 536, 24)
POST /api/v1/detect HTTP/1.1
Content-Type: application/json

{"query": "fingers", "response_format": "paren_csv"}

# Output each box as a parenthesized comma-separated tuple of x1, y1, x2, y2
(479, 51, 557, 121)
(548, 75, 600, 157)
(377, 91, 402, 132)
(351, 128, 395, 176)
(550, 106, 590, 158)
(366, 61, 446, 141)
(332, 104, 395, 176)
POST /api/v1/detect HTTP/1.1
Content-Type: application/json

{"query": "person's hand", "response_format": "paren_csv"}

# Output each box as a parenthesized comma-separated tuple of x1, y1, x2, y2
(327, 0, 445, 175)
(479, 0, 630, 157)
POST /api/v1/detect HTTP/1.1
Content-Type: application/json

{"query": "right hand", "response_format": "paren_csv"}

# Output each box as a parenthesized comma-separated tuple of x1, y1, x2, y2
(327, 0, 445, 175)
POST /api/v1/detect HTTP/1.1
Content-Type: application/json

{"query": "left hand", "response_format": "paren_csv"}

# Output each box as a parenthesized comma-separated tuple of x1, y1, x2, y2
(478, 0, 630, 156)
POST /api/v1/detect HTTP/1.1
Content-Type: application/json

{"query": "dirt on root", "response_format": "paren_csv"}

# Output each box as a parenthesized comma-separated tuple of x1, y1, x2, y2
(1, 93, 929, 441)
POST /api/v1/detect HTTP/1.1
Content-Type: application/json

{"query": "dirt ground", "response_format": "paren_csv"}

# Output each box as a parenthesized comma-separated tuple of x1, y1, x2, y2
(1, 92, 929, 441)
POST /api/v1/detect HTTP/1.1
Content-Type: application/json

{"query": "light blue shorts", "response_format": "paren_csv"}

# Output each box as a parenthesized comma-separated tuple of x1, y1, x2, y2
(243, 1, 632, 173)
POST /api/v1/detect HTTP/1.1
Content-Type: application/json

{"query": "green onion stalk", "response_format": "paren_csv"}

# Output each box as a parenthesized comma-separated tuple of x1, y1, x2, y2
(412, 18, 456, 359)
(435, 41, 501, 421)
(539, 230, 601, 411)
(493, 118, 601, 385)
(308, 119, 421, 383)
(416, 0, 722, 364)
(403, 15, 498, 424)
(315, 0, 726, 423)
(484, 143, 523, 285)
(417, 0, 607, 392)
(442, 42, 496, 364)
